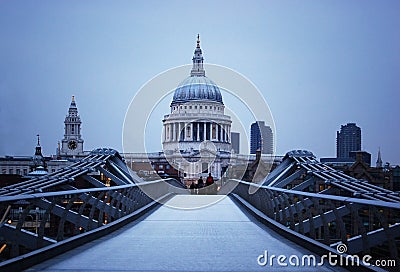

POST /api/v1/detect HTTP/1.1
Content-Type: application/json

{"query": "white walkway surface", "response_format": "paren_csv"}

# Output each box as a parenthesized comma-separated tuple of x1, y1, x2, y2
(27, 195, 342, 271)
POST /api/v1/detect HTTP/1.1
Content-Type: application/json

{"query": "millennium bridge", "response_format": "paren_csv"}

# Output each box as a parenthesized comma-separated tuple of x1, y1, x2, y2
(0, 149, 399, 271)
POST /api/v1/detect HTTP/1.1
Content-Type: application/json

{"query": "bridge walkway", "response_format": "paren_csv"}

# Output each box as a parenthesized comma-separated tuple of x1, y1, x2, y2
(27, 195, 342, 271)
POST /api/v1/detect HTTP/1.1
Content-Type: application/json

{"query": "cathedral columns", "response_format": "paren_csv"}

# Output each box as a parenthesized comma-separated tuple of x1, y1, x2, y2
(172, 123, 176, 141)
(178, 122, 182, 141)
(186, 123, 192, 141)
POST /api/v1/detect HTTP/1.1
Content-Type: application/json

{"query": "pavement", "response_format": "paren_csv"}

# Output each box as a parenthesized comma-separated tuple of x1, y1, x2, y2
(27, 195, 344, 271)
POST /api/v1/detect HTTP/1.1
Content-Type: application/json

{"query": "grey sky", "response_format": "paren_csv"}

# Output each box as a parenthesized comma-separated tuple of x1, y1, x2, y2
(0, 1, 399, 165)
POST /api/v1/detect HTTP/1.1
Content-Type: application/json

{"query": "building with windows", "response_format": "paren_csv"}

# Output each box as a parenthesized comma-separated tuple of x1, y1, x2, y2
(336, 123, 361, 159)
(250, 121, 273, 154)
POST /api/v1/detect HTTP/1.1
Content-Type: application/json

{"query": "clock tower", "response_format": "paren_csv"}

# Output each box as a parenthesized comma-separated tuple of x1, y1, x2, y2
(61, 96, 84, 157)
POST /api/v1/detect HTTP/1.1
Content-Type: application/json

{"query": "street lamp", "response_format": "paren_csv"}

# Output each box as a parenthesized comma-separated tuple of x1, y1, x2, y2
(35, 207, 39, 234)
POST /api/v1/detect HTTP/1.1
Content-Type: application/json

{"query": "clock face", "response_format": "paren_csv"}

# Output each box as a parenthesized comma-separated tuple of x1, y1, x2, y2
(68, 140, 77, 150)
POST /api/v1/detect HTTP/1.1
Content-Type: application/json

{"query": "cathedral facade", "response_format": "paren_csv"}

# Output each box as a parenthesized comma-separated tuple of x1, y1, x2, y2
(162, 36, 232, 182)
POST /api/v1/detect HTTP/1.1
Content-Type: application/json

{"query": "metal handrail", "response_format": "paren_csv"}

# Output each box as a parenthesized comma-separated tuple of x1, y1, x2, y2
(232, 179, 400, 209)
(229, 179, 400, 266)
(0, 178, 176, 203)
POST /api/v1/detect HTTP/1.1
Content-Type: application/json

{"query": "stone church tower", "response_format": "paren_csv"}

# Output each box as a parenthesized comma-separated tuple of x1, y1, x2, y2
(61, 96, 84, 156)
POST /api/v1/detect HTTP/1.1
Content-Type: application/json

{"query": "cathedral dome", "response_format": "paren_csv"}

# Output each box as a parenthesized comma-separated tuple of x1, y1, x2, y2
(171, 34, 223, 106)
(171, 76, 223, 105)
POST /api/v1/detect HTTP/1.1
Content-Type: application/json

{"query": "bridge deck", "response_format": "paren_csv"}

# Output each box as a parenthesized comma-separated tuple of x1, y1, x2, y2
(27, 195, 340, 271)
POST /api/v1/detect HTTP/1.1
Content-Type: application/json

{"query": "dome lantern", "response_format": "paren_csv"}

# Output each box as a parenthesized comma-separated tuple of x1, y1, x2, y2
(171, 35, 223, 106)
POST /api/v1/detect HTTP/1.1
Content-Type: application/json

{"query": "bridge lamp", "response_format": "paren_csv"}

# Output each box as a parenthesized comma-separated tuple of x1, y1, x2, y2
(35, 207, 39, 234)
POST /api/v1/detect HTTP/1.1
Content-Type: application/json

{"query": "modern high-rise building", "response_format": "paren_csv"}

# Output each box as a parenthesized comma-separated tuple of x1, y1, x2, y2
(336, 123, 361, 159)
(250, 121, 273, 154)
(231, 132, 240, 154)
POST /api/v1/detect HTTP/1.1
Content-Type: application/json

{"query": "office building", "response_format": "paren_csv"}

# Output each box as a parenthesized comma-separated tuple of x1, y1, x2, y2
(250, 121, 273, 154)
(336, 123, 361, 158)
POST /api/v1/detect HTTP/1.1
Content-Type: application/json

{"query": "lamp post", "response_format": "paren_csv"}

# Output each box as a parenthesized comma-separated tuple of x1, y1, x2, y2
(35, 207, 39, 234)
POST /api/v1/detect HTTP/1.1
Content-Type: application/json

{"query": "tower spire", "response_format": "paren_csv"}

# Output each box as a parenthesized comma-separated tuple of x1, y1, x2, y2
(191, 34, 205, 77)
(35, 134, 42, 156)
(61, 96, 84, 156)
(33, 134, 45, 170)
(376, 147, 383, 168)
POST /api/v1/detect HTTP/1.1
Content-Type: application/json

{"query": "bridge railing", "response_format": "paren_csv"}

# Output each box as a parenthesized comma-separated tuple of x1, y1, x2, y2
(228, 179, 400, 266)
(0, 179, 179, 263)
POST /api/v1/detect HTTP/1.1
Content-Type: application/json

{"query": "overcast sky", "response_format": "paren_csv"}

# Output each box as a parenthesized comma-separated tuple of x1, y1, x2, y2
(0, 1, 399, 165)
